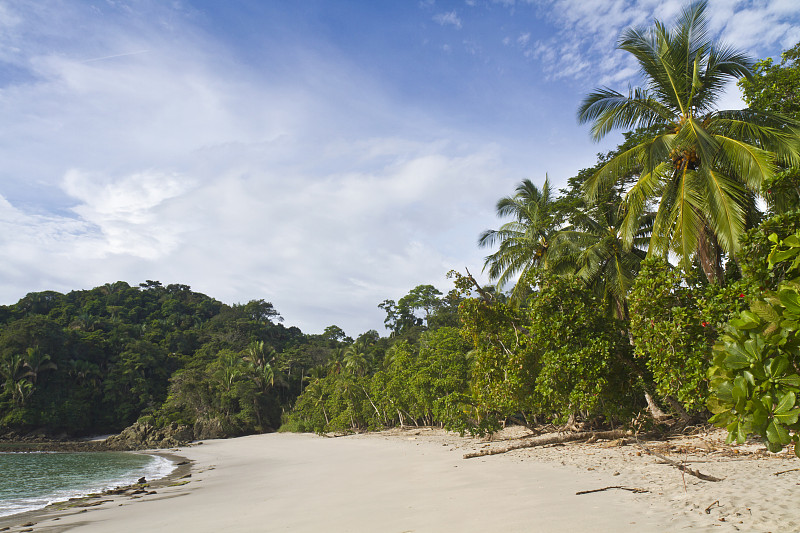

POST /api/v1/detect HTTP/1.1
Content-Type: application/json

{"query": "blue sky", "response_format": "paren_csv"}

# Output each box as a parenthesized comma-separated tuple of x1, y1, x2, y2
(0, 0, 798, 336)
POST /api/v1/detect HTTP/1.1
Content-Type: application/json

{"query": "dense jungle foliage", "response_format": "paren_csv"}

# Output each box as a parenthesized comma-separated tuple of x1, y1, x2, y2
(0, 280, 313, 436)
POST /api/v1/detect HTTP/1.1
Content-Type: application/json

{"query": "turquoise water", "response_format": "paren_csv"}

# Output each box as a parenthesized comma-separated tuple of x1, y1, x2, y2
(0, 452, 174, 518)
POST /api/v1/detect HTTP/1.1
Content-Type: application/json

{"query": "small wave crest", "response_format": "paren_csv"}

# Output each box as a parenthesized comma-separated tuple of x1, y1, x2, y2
(0, 452, 176, 519)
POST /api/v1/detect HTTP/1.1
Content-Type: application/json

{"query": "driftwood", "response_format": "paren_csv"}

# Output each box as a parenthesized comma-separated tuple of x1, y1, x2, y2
(576, 485, 649, 495)
(705, 500, 721, 514)
(774, 468, 800, 476)
(635, 440, 723, 482)
(463, 429, 631, 459)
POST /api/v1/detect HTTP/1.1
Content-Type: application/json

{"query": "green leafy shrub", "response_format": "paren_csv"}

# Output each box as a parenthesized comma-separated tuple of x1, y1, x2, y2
(525, 274, 634, 422)
(629, 258, 750, 412)
(461, 274, 636, 432)
(739, 210, 800, 290)
(709, 232, 800, 456)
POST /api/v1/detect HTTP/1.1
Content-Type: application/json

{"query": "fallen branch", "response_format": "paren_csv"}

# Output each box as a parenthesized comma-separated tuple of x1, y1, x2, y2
(576, 486, 648, 495)
(635, 440, 723, 482)
(464, 267, 495, 304)
(463, 429, 631, 459)
(774, 468, 800, 476)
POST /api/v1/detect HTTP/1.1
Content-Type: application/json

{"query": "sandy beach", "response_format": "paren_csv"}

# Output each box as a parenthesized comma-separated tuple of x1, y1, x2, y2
(1, 427, 798, 533)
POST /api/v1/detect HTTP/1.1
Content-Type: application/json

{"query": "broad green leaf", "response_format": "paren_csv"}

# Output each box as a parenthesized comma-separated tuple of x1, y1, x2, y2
(753, 406, 769, 429)
(724, 350, 750, 370)
(766, 419, 792, 445)
(732, 376, 749, 403)
(744, 337, 767, 362)
(711, 379, 734, 403)
(767, 440, 784, 453)
(769, 248, 799, 267)
(707, 396, 731, 414)
(760, 394, 773, 412)
(775, 391, 796, 414)
(774, 409, 799, 425)
(767, 357, 790, 379)
(779, 289, 800, 314)
(725, 420, 739, 443)
(731, 311, 761, 330)
(784, 235, 800, 247)
(777, 374, 800, 388)
(736, 421, 748, 444)
(709, 410, 733, 425)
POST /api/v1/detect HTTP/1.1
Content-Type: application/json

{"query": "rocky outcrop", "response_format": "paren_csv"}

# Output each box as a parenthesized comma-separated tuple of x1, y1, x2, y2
(104, 422, 194, 450)
(192, 417, 227, 440)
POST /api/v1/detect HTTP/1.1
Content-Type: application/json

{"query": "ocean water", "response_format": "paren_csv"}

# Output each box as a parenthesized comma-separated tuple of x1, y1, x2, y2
(0, 451, 174, 518)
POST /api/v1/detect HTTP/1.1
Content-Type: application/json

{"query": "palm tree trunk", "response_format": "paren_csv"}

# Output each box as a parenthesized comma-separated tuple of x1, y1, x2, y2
(696, 224, 724, 284)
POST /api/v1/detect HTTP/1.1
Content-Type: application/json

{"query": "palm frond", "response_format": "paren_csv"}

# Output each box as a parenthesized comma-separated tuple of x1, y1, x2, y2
(683, 115, 721, 168)
(698, 166, 747, 253)
(670, 167, 705, 269)
(584, 142, 648, 202)
(711, 110, 800, 167)
(620, 162, 671, 247)
(714, 135, 776, 192)
(578, 87, 674, 140)
(695, 44, 753, 111)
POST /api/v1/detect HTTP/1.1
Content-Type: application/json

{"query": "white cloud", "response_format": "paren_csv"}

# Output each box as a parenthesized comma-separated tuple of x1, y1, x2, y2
(61, 169, 193, 259)
(433, 10, 463, 28)
(0, 2, 521, 335)
(504, 0, 800, 85)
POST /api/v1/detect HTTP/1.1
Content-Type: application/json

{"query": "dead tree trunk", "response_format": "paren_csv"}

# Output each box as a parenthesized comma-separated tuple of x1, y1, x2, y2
(463, 429, 631, 459)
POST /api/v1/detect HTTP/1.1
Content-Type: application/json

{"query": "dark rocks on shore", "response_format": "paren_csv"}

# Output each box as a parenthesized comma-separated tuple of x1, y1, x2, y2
(104, 422, 194, 451)
(0, 421, 194, 451)
(0, 414, 249, 451)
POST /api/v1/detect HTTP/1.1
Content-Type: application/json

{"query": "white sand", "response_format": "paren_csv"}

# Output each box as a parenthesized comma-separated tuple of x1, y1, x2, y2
(4, 428, 799, 532)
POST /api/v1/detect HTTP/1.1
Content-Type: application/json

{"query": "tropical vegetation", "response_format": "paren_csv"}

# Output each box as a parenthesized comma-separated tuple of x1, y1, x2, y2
(1, 2, 799, 459)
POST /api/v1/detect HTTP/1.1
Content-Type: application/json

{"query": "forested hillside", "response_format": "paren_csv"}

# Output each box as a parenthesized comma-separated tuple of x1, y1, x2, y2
(0, 280, 310, 437)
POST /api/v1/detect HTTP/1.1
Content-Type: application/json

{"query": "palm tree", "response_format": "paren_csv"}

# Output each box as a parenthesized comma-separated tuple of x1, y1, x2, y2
(22, 346, 57, 384)
(0, 354, 36, 406)
(578, 0, 800, 283)
(244, 340, 275, 369)
(479, 176, 562, 300)
(343, 341, 370, 376)
(251, 362, 276, 392)
(555, 203, 650, 320)
(215, 352, 243, 392)
(0, 354, 27, 391)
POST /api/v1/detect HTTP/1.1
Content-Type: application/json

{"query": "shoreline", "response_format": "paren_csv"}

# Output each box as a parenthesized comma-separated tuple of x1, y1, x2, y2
(0, 449, 193, 531)
(0, 428, 797, 532)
